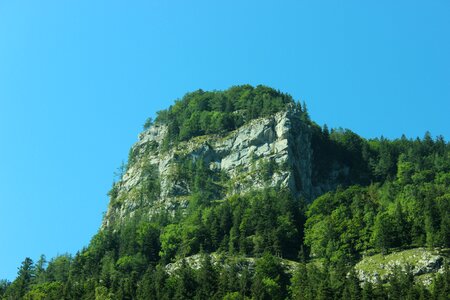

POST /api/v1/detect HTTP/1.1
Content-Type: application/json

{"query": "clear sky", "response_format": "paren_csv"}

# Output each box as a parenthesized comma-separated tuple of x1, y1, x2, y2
(0, 0, 449, 280)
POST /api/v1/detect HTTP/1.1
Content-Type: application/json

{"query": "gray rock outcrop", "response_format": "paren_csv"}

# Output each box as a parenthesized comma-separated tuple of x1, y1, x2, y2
(354, 248, 446, 285)
(102, 107, 342, 229)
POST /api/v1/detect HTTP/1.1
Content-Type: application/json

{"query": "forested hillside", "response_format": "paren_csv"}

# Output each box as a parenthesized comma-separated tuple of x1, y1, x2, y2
(1, 85, 449, 299)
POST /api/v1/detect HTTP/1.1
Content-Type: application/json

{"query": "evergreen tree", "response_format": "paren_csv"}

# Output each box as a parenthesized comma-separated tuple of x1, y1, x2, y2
(0, 280, 10, 298)
(136, 265, 156, 300)
(345, 269, 362, 300)
(5, 257, 35, 299)
(153, 264, 169, 300)
(372, 212, 393, 255)
(195, 253, 218, 299)
(172, 259, 197, 300)
(361, 281, 374, 300)
(290, 262, 311, 300)
(251, 253, 286, 300)
(34, 254, 47, 285)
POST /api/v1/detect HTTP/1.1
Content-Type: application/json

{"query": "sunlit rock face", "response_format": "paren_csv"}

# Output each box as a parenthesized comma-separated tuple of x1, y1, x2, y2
(102, 107, 343, 229)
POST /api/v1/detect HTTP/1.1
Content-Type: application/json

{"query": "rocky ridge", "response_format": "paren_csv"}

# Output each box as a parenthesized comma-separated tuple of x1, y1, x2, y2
(102, 107, 345, 229)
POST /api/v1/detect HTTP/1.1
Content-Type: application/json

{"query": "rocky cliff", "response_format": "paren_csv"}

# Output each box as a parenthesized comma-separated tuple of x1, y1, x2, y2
(102, 106, 346, 229)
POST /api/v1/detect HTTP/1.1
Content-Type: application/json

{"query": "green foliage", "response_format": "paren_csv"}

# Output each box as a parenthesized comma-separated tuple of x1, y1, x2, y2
(306, 133, 450, 264)
(23, 282, 64, 300)
(154, 85, 296, 147)
(143, 117, 153, 130)
(171, 155, 227, 204)
(251, 253, 289, 300)
(195, 253, 219, 299)
(4, 257, 35, 299)
(290, 262, 311, 300)
(159, 224, 182, 263)
(0, 280, 9, 299)
(310, 126, 372, 186)
(305, 186, 379, 263)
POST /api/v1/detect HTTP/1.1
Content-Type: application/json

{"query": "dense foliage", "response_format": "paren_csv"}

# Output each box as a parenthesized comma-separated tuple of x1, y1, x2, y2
(2, 86, 449, 299)
(306, 130, 450, 260)
(1, 251, 449, 299)
(154, 85, 296, 147)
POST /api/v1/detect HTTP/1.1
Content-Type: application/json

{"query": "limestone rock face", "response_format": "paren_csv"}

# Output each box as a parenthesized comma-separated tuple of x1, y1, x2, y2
(354, 248, 445, 285)
(102, 107, 339, 229)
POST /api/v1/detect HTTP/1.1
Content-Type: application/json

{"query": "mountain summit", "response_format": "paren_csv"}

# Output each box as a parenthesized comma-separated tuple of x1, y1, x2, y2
(2, 85, 449, 299)
(104, 85, 364, 230)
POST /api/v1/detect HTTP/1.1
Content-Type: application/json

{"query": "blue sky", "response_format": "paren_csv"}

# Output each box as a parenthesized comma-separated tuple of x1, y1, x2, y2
(0, 0, 449, 280)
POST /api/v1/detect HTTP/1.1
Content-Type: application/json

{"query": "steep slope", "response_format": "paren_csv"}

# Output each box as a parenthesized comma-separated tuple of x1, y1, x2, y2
(103, 105, 349, 229)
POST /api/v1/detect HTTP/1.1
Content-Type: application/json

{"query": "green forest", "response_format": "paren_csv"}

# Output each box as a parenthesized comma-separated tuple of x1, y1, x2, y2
(154, 85, 295, 145)
(2, 86, 449, 299)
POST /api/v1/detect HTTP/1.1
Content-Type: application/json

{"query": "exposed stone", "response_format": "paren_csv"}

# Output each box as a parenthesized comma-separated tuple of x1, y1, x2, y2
(102, 107, 342, 229)
(165, 253, 298, 276)
(354, 248, 446, 285)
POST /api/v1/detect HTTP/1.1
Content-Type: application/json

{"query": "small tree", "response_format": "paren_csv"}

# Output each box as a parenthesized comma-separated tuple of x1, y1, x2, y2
(0, 280, 10, 298)
(371, 212, 393, 255)
(143, 117, 153, 130)
(5, 257, 35, 299)
(114, 160, 128, 181)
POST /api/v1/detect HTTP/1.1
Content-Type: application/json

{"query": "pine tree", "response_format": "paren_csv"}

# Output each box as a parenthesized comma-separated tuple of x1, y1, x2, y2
(372, 212, 393, 255)
(290, 262, 311, 300)
(195, 253, 218, 299)
(173, 259, 197, 300)
(0, 280, 10, 298)
(346, 269, 362, 300)
(361, 281, 374, 300)
(34, 254, 47, 284)
(136, 265, 156, 300)
(5, 257, 35, 299)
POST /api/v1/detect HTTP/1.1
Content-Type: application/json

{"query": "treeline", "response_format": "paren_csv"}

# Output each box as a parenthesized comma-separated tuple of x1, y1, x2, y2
(2, 170, 449, 299)
(157, 189, 304, 263)
(306, 128, 450, 263)
(311, 126, 449, 186)
(1, 251, 449, 299)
